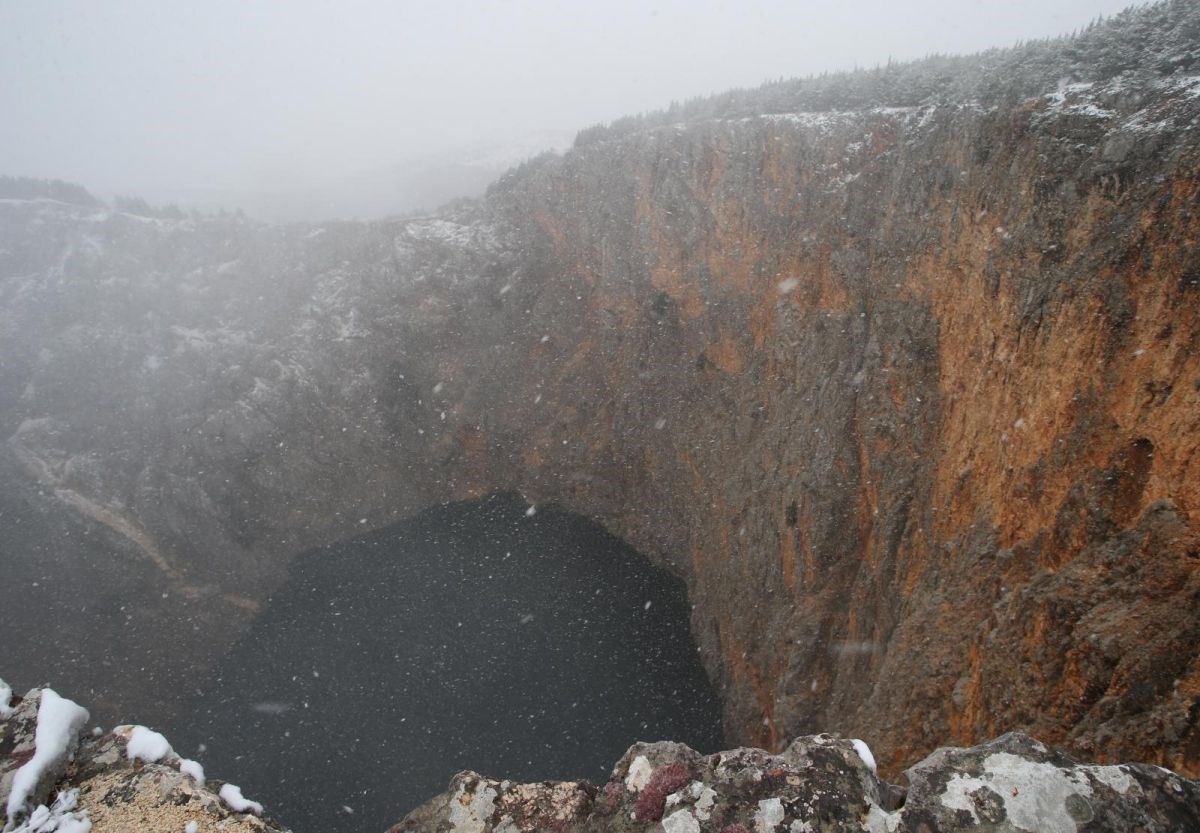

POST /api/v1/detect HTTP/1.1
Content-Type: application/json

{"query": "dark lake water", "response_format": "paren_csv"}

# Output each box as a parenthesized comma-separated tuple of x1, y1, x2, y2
(172, 494, 724, 833)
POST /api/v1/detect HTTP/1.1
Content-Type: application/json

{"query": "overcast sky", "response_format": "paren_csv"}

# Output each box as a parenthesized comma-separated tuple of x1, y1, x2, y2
(1, 0, 1136, 202)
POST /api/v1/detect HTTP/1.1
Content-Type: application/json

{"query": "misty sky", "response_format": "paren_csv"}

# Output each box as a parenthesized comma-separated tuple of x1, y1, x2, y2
(2, 0, 1135, 204)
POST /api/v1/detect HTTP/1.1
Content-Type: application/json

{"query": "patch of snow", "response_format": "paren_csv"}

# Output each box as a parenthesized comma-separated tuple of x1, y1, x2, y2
(1067, 103, 1115, 118)
(1122, 109, 1174, 134)
(851, 738, 877, 774)
(525, 505, 537, 517)
(124, 726, 173, 764)
(1155, 74, 1200, 100)
(8, 790, 91, 833)
(751, 111, 850, 131)
(1041, 83, 1116, 122)
(185, 822, 199, 833)
(0, 678, 13, 719)
(179, 758, 205, 786)
(777, 277, 800, 294)
(218, 784, 263, 816)
(914, 105, 940, 129)
(406, 218, 477, 248)
(5, 690, 90, 824)
(745, 105, 926, 134)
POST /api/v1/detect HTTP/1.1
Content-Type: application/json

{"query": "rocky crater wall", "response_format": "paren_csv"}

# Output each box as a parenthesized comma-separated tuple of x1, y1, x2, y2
(1, 0, 1198, 780)
(426, 70, 1200, 775)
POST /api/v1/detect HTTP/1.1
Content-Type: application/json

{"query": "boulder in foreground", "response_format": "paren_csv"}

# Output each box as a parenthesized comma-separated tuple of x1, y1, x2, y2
(393, 733, 1200, 833)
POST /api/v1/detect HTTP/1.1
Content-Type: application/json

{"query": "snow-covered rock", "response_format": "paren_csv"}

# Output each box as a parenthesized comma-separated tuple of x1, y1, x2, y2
(120, 725, 174, 765)
(2, 688, 89, 827)
(1, 687, 283, 833)
(219, 784, 263, 816)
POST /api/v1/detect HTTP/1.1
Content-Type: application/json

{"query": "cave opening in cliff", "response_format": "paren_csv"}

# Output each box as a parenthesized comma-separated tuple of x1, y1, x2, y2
(163, 493, 724, 833)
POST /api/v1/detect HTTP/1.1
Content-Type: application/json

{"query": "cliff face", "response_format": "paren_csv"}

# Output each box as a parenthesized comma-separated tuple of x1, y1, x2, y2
(1, 1, 1198, 780)
(425, 69, 1200, 774)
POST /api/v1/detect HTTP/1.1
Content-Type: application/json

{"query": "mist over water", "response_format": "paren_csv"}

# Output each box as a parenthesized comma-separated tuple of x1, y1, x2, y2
(172, 494, 724, 833)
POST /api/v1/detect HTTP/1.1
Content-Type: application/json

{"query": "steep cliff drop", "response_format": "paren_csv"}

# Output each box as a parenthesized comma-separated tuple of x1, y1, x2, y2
(0, 1, 1198, 814)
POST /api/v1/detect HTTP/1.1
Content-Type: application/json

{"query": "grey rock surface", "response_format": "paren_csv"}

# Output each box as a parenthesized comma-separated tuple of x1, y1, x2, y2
(392, 733, 1200, 833)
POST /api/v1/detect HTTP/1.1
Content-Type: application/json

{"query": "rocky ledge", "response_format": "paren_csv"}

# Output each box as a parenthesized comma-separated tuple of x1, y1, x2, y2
(395, 735, 1200, 833)
(3, 685, 1199, 832)
(1, 687, 285, 833)
(11, 686, 1200, 830)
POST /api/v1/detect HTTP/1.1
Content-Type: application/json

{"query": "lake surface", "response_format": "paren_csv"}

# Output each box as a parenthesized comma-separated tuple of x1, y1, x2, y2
(173, 494, 723, 833)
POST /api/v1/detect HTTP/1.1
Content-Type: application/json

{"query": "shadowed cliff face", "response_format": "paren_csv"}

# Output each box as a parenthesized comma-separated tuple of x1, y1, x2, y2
(2, 5, 1198, 782)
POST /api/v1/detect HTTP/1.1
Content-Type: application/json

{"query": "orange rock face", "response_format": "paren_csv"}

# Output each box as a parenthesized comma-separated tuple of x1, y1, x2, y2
(410, 72, 1200, 777)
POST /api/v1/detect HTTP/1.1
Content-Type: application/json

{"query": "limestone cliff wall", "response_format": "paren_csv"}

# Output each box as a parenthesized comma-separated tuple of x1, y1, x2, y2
(420, 75, 1200, 775)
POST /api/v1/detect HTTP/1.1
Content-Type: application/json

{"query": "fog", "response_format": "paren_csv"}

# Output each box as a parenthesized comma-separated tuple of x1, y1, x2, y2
(1, 0, 1135, 219)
